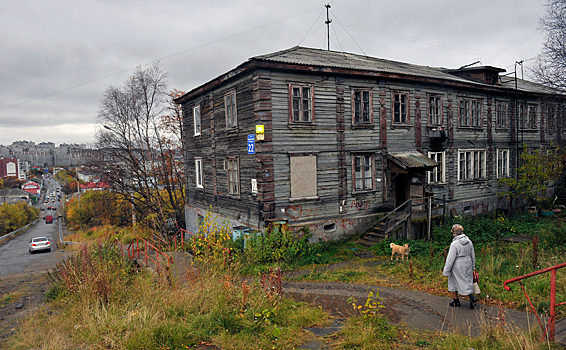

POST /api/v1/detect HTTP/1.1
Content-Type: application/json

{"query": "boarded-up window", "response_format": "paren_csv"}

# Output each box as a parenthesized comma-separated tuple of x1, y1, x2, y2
(290, 155, 317, 199)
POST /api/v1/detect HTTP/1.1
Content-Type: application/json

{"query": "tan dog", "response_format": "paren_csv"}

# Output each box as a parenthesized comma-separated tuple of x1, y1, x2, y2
(390, 243, 410, 261)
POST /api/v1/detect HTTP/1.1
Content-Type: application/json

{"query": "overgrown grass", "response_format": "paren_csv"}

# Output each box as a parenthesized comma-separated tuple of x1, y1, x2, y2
(5, 243, 329, 349)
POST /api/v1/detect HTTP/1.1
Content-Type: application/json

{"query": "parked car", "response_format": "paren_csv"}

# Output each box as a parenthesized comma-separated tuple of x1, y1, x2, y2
(28, 237, 51, 253)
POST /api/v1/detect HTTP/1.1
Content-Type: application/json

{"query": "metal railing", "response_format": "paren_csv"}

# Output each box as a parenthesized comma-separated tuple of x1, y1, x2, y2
(503, 262, 566, 342)
(113, 237, 173, 276)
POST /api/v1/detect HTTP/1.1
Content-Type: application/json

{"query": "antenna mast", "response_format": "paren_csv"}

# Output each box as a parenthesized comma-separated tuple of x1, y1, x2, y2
(325, 4, 332, 50)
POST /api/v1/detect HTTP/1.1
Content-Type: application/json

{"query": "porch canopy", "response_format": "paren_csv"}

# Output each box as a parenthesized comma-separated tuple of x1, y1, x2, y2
(385, 151, 439, 171)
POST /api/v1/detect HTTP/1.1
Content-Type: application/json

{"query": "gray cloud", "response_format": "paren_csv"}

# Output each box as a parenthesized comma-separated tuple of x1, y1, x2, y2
(0, 0, 545, 146)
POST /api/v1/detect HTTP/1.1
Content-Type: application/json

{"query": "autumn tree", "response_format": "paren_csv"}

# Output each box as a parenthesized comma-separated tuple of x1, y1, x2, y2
(94, 62, 186, 238)
(498, 145, 565, 208)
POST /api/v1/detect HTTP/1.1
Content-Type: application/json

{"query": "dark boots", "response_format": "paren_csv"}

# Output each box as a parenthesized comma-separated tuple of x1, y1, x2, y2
(449, 298, 460, 307)
(469, 294, 477, 309)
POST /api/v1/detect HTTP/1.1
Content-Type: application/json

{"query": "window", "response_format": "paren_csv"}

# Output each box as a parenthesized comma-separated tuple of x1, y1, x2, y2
(428, 95, 443, 125)
(353, 154, 374, 191)
(459, 99, 482, 127)
(428, 151, 445, 183)
(352, 89, 372, 124)
(392, 91, 409, 124)
(527, 105, 537, 129)
(195, 158, 203, 188)
(496, 102, 507, 128)
(519, 103, 526, 129)
(497, 149, 509, 178)
(193, 105, 201, 136)
(458, 150, 486, 181)
(224, 91, 237, 128)
(289, 84, 314, 123)
(227, 157, 239, 195)
(290, 155, 317, 199)
(547, 105, 556, 133)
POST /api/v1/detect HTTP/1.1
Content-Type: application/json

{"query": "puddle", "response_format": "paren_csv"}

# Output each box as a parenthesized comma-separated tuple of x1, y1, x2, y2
(286, 291, 403, 324)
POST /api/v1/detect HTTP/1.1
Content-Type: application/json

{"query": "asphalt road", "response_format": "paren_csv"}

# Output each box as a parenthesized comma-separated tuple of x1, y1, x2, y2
(0, 175, 67, 276)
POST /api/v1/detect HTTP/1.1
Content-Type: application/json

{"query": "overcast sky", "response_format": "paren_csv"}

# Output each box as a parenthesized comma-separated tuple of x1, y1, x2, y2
(0, 0, 547, 147)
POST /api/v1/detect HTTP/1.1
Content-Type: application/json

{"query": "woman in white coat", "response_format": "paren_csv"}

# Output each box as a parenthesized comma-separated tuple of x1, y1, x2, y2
(443, 224, 477, 309)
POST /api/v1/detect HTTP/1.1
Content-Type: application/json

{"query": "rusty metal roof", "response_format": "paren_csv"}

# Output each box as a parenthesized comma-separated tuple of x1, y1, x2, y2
(386, 151, 439, 170)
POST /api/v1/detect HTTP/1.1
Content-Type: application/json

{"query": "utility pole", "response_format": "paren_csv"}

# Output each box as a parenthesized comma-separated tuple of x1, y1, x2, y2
(325, 4, 332, 51)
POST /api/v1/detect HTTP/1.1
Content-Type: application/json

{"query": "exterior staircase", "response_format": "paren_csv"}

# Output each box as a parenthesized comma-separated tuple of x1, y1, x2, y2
(358, 200, 412, 248)
(554, 190, 566, 208)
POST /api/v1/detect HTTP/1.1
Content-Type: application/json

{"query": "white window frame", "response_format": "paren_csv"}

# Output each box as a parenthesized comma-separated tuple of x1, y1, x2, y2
(353, 154, 375, 191)
(428, 151, 445, 184)
(195, 158, 203, 188)
(227, 157, 240, 196)
(497, 149, 509, 178)
(193, 105, 201, 136)
(458, 149, 486, 181)
(224, 90, 237, 129)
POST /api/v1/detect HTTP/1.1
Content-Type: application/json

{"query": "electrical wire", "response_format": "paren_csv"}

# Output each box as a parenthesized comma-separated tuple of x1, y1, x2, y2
(298, 8, 325, 46)
(342, 22, 513, 61)
(1, 4, 328, 112)
(330, 10, 367, 56)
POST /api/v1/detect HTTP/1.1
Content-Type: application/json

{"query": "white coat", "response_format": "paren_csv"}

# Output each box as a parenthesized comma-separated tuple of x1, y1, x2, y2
(443, 233, 476, 296)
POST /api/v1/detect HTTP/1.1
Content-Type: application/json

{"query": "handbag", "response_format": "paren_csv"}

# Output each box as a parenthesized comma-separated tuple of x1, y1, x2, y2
(473, 270, 481, 294)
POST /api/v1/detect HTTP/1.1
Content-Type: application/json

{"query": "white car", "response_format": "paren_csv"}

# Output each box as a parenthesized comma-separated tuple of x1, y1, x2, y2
(28, 237, 51, 253)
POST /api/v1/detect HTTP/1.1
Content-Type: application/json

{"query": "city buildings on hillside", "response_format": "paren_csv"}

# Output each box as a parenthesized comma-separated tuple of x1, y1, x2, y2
(175, 46, 566, 241)
(0, 141, 91, 167)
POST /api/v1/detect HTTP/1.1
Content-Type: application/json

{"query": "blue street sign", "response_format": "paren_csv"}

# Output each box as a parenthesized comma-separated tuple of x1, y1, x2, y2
(247, 134, 255, 154)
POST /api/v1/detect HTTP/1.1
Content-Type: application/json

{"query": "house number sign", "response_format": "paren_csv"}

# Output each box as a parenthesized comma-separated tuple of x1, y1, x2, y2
(247, 134, 255, 154)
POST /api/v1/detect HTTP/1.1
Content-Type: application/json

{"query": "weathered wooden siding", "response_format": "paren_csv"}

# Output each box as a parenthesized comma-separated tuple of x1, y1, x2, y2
(181, 61, 566, 239)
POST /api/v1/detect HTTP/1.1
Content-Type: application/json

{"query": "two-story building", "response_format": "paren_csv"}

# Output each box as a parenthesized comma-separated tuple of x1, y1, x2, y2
(175, 46, 566, 241)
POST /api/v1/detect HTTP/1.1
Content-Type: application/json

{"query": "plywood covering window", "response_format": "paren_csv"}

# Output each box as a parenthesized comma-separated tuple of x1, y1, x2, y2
(496, 102, 507, 128)
(497, 149, 509, 178)
(193, 105, 201, 136)
(290, 155, 317, 199)
(353, 154, 374, 191)
(195, 158, 203, 188)
(392, 91, 409, 124)
(289, 84, 314, 123)
(224, 90, 237, 128)
(428, 151, 445, 184)
(428, 95, 443, 126)
(352, 89, 372, 124)
(227, 157, 239, 196)
(458, 150, 486, 181)
(459, 99, 482, 127)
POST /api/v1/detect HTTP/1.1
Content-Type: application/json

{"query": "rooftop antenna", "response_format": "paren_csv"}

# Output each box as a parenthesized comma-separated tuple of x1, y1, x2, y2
(325, 4, 332, 50)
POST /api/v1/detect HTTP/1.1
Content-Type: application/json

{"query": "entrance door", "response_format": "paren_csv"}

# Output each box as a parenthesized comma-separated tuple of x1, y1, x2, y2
(395, 173, 408, 208)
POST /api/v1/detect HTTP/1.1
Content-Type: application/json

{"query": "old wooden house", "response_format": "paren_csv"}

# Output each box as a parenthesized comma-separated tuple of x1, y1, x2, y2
(175, 46, 566, 241)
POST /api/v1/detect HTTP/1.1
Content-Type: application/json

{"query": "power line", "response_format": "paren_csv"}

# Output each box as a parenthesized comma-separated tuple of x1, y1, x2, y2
(1, 4, 327, 112)
(342, 22, 515, 61)
(298, 7, 325, 46)
(330, 10, 367, 57)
